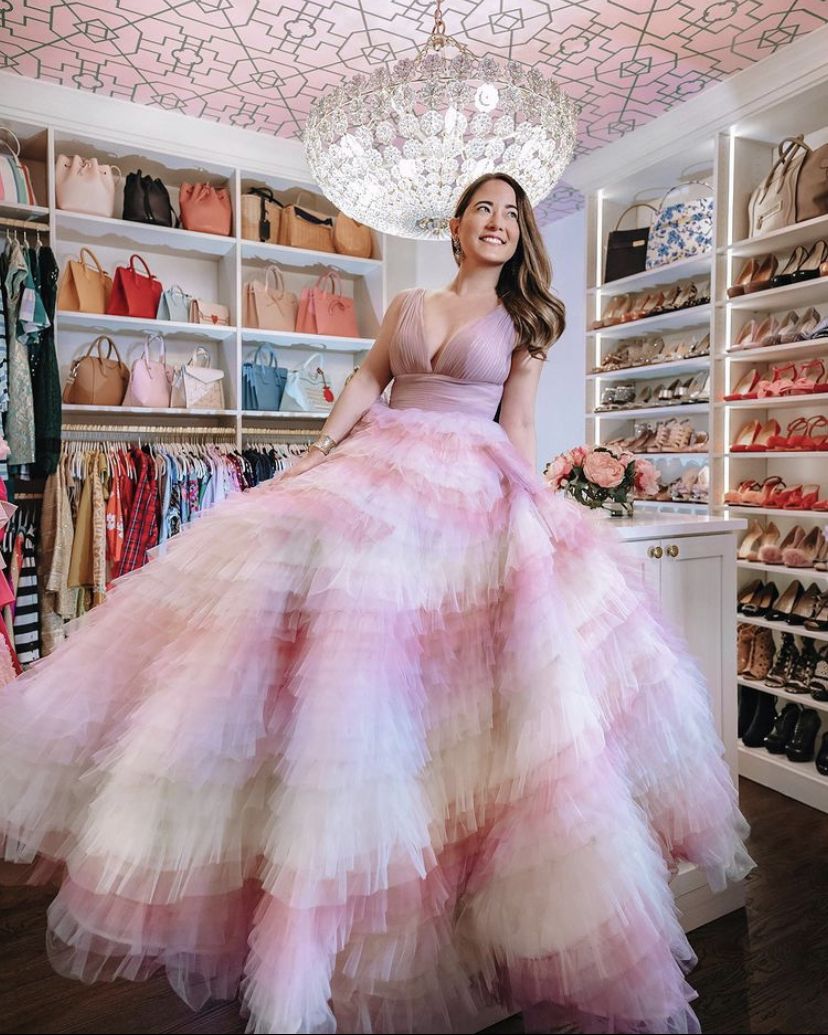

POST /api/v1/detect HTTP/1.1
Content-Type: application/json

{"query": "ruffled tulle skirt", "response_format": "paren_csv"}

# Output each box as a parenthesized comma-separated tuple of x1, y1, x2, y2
(0, 399, 753, 1034)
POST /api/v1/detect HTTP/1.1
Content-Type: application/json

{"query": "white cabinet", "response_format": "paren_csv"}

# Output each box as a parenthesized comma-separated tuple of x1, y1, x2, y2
(616, 516, 746, 932)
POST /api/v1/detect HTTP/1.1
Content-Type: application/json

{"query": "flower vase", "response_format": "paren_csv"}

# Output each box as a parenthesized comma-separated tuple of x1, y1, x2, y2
(602, 496, 635, 518)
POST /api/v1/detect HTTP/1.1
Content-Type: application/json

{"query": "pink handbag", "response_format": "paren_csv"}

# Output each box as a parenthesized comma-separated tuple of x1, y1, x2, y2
(123, 334, 172, 408)
(244, 266, 298, 331)
(55, 154, 120, 217)
(296, 269, 359, 338)
(179, 182, 232, 236)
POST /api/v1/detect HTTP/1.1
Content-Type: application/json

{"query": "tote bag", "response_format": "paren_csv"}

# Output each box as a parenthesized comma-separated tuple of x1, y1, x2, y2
(156, 284, 192, 323)
(123, 334, 172, 408)
(244, 266, 298, 331)
(62, 336, 130, 406)
(645, 183, 714, 270)
(56, 248, 112, 314)
(281, 352, 335, 413)
(107, 254, 163, 319)
(604, 203, 656, 283)
(242, 345, 287, 412)
(170, 347, 225, 410)
(296, 269, 359, 338)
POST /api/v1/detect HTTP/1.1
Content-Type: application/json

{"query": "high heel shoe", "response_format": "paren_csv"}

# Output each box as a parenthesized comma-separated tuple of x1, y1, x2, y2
(778, 483, 821, 510)
(724, 368, 760, 401)
(805, 593, 828, 631)
(728, 258, 761, 298)
(731, 319, 761, 351)
(782, 358, 826, 395)
(792, 415, 828, 451)
(741, 580, 780, 617)
(788, 307, 821, 343)
(768, 416, 808, 450)
(786, 707, 822, 762)
(723, 479, 761, 505)
(743, 253, 779, 293)
(738, 519, 766, 560)
(742, 475, 787, 507)
(738, 578, 764, 613)
(788, 240, 828, 285)
(592, 294, 631, 330)
(770, 244, 811, 289)
(783, 525, 823, 567)
(755, 522, 787, 564)
(745, 419, 782, 452)
(764, 635, 799, 688)
(773, 310, 801, 345)
(766, 578, 804, 622)
(731, 419, 762, 451)
(686, 370, 710, 402)
(787, 638, 820, 693)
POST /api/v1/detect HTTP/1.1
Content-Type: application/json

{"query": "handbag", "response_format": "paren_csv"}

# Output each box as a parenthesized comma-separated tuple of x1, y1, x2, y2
(279, 191, 335, 252)
(748, 137, 809, 237)
(123, 170, 177, 227)
(188, 299, 231, 326)
(603, 203, 657, 283)
(645, 182, 714, 270)
(281, 352, 335, 413)
(55, 153, 119, 217)
(56, 248, 112, 313)
(296, 269, 359, 338)
(244, 266, 298, 331)
(0, 129, 37, 205)
(62, 336, 130, 406)
(170, 347, 225, 410)
(242, 345, 287, 412)
(123, 334, 172, 408)
(179, 182, 232, 236)
(241, 187, 283, 243)
(333, 213, 373, 258)
(107, 254, 163, 319)
(156, 284, 192, 322)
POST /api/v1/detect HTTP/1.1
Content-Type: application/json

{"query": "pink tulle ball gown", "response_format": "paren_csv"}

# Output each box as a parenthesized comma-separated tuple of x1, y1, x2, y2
(0, 287, 753, 1034)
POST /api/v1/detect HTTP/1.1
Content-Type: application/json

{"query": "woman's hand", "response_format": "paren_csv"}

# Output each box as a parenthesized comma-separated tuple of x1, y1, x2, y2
(279, 446, 329, 481)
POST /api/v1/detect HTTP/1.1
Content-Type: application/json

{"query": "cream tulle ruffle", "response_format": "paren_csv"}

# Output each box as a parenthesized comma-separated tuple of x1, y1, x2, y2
(0, 399, 754, 1034)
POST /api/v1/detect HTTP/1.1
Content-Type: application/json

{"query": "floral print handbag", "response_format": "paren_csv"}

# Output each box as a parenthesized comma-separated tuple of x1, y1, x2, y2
(645, 182, 715, 269)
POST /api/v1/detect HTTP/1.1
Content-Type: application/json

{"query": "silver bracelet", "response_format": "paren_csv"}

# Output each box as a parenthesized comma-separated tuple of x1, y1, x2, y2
(309, 434, 337, 456)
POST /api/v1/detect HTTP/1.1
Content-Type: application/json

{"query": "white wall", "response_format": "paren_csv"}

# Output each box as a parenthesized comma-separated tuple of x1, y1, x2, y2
(413, 208, 586, 473)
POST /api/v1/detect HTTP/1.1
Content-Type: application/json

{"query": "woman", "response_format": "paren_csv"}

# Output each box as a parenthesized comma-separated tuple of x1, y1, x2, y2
(0, 173, 753, 1034)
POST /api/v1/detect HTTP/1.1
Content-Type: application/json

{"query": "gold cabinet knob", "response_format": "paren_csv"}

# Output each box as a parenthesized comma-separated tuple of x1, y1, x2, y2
(648, 545, 663, 559)
(666, 544, 680, 558)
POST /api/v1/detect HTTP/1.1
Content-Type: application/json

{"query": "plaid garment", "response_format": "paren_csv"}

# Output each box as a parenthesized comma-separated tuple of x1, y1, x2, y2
(115, 451, 158, 578)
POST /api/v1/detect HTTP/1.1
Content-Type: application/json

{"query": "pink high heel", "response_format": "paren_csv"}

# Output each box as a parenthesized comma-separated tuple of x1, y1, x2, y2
(781, 358, 825, 395)
(755, 362, 797, 397)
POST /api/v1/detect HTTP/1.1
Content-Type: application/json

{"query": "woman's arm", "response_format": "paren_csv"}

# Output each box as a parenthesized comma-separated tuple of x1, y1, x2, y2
(498, 347, 545, 468)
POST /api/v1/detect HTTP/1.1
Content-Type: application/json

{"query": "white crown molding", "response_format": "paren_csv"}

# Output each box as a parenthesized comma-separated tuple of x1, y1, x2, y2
(0, 71, 312, 181)
(566, 24, 828, 192)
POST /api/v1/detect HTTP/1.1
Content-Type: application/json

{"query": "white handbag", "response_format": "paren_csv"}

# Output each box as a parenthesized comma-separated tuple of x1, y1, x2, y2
(55, 153, 120, 218)
(189, 299, 231, 326)
(244, 266, 298, 331)
(281, 352, 334, 413)
(170, 347, 225, 410)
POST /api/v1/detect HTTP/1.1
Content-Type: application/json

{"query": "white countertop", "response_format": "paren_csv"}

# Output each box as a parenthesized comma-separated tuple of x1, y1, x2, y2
(600, 512, 748, 541)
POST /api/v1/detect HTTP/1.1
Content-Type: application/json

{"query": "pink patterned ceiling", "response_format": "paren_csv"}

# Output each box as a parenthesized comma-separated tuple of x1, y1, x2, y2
(0, 0, 825, 222)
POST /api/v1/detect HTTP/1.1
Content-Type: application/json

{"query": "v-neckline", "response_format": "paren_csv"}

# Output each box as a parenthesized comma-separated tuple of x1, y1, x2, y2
(417, 287, 502, 371)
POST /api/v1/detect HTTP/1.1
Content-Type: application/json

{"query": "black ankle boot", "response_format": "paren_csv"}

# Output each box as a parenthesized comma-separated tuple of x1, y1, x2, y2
(764, 702, 801, 754)
(742, 691, 778, 747)
(786, 707, 822, 762)
(738, 685, 760, 739)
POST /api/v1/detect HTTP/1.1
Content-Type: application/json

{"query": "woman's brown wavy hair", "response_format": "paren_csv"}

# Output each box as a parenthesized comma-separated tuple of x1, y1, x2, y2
(451, 172, 565, 359)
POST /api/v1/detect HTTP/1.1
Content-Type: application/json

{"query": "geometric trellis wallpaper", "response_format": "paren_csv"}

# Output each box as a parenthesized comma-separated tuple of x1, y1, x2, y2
(0, 0, 825, 224)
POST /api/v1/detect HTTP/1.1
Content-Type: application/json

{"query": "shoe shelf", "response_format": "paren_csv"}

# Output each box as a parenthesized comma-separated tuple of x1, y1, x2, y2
(738, 674, 828, 716)
(589, 254, 712, 296)
(721, 451, 828, 458)
(635, 451, 710, 459)
(725, 395, 828, 410)
(737, 613, 828, 643)
(56, 210, 238, 258)
(592, 402, 709, 419)
(57, 311, 236, 341)
(721, 504, 828, 517)
(727, 277, 828, 314)
(738, 559, 828, 583)
(724, 212, 828, 260)
(738, 744, 828, 813)
(588, 356, 710, 381)
(588, 303, 712, 341)
(726, 337, 828, 362)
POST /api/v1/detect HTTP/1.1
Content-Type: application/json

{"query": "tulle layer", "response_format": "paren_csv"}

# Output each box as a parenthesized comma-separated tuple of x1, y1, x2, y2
(0, 400, 753, 1033)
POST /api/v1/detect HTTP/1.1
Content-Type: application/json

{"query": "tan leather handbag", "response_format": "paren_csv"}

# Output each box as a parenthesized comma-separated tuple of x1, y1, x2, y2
(62, 336, 130, 406)
(55, 154, 120, 218)
(244, 266, 298, 331)
(189, 299, 231, 326)
(56, 248, 112, 313)
(170, 347, 225, 410)
(794, 138, 828, 223)
(241, 187, 283, 243)
(179, 182, 232, 236)
(749, 137, 809, 237)
(333, 213, 373, 258)
(279, 191, 335, 252)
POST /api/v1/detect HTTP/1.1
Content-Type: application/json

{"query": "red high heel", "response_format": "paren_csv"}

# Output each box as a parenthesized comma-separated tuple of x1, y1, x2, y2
(777, 483, 821, 509)
(782, 358, 826, 395)
(723, 368, 761, 401)
(745, 418, 781, 452)
(796, 415, 828, 451)
(755, 362, 797, 397)
(742, 476, 786, 507)
(731, 419, 762, 452)
(769, 416, 808, 450)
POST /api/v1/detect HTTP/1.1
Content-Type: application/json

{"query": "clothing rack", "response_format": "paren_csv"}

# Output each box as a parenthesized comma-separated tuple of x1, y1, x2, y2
(61, 424, 237, 438)
(0, 215, 49, 231)
(242, 427, 318, 438)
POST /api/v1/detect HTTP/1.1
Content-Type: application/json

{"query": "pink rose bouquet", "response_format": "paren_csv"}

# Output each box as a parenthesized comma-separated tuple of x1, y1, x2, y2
(543, 444, 659, 513)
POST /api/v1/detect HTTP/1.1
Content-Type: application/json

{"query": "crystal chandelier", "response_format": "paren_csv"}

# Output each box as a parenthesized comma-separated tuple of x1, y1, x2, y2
(301, 0, 578, 240)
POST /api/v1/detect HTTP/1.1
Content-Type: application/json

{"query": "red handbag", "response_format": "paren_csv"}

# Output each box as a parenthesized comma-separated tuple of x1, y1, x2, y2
(106, 254, 163, 319)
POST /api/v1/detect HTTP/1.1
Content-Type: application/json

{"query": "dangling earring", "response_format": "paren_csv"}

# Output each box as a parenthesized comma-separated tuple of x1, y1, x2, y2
(452, 235, 463, 261)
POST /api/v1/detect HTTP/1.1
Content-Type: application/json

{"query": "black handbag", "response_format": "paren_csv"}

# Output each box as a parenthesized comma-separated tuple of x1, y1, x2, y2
(123, 170, 178, 227)
(603, 203, 657, 284)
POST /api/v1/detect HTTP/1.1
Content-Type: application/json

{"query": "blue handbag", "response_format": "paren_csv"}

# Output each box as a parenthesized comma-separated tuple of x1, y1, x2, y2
(242, 345, 287, 411)
(156, 284, 192, 322)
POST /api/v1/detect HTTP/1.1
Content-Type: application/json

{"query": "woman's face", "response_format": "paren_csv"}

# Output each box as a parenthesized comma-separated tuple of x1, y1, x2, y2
(450, 180, 520, 268)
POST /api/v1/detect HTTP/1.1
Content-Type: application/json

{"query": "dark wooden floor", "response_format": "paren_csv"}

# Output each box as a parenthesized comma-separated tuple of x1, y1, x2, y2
(1, 778, 826, 1034)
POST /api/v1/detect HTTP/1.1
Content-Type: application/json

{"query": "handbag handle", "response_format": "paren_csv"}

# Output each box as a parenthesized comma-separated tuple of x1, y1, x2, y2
(755, 135, 812, 201)
(77, 247, 107, 277)
(301, 351, 325, 372)
(188, 346, 212, 367)
(612, 203, 657, 231)
(129, 254, 156, 280)
(143, 332, 166, 365)
(315, 268, 342, 293)
(85, 335, 122, 362)
(251, 345, 281, 367)
(264, 265, 287, 295)
(0, 128, 21, 158)
(655, 181, 714, 212)
(294, 205, 334, 228)
(167, 284, 189, 301)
